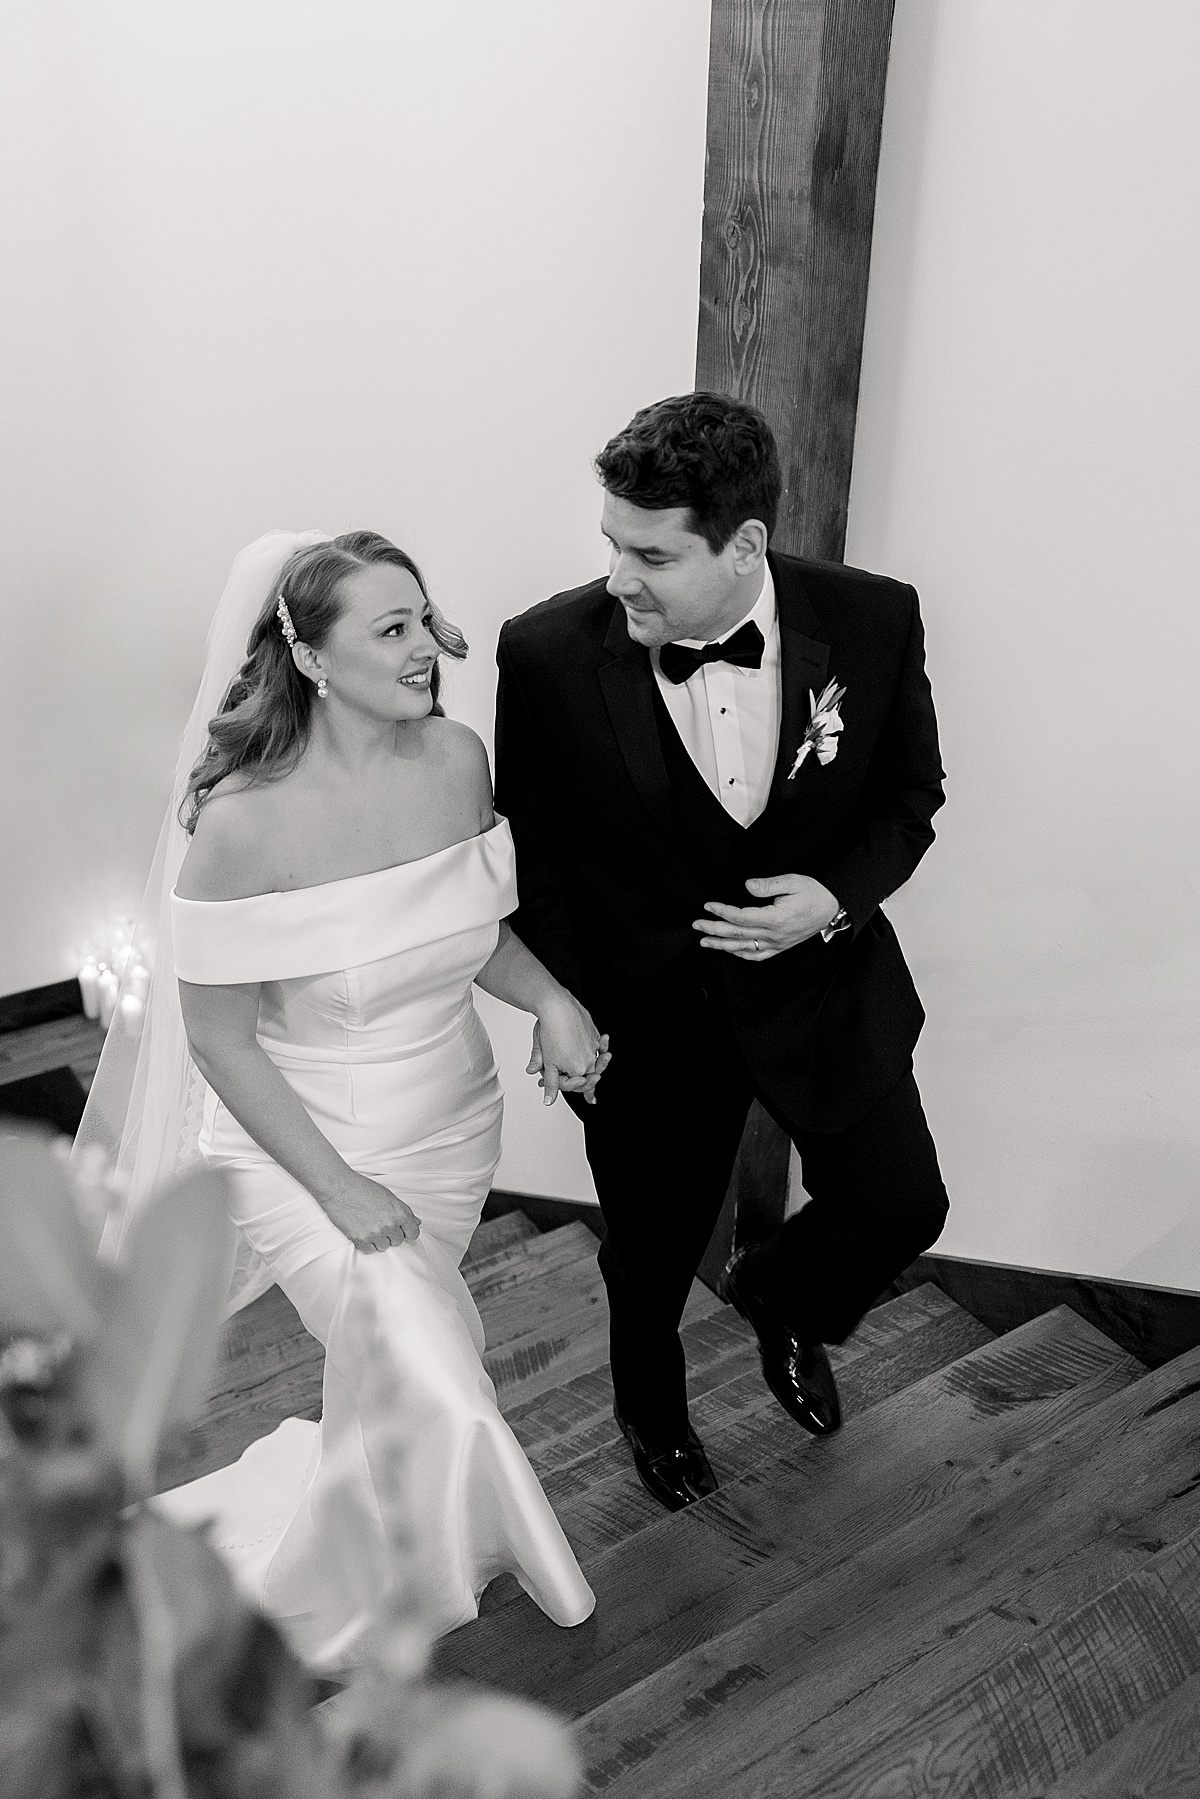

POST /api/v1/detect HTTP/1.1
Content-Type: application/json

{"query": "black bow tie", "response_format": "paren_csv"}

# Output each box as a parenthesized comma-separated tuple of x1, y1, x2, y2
(658, 620, 765, 686)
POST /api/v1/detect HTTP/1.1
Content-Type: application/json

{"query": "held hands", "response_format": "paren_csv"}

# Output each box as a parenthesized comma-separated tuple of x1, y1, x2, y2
(321, 1167, 421, 1253)
(695, 873, 842, 962)
(527, 992, 611, 1106)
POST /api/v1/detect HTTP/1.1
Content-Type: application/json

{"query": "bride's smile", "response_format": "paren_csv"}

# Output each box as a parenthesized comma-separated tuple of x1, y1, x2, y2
(303, 560, 441, 723)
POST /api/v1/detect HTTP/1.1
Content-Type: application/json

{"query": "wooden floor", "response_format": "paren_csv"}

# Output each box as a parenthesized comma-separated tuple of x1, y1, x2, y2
(0, 1011, 104, 1092)
(164, 1210, 1200, 1795)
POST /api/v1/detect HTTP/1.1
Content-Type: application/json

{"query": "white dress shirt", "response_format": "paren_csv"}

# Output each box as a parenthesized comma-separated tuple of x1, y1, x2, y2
(652, 564, 780, 828)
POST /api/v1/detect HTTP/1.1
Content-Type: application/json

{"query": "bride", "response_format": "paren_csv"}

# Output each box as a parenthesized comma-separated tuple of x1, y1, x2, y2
(75, 529, 601, 1666)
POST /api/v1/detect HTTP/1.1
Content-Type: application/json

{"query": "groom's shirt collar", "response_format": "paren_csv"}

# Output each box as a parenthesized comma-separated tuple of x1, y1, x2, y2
(651, 564, 780, 827)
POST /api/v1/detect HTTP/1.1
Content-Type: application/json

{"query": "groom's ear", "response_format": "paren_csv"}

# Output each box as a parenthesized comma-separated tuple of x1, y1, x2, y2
(728, 519, 768, 576)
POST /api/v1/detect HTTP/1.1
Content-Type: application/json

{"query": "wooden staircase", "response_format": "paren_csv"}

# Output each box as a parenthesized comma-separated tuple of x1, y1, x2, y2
(176, 1210, 1200, 1795)
(443, 1214, 1200, 1798)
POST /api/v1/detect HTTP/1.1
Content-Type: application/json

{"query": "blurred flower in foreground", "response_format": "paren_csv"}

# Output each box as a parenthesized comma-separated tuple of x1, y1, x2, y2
(0, 1130, 580, 1799)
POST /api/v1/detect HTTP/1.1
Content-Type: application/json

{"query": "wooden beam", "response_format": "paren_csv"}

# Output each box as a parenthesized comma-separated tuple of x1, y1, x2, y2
(695, 0, 895, 1281)
(697, 0, 895, 561)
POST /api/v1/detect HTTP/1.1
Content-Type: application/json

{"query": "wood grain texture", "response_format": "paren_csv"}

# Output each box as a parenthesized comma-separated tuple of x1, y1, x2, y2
(506, 1305, 757, 1471)
(511, 1282, 967, 1478)
(824, 1528, 1200, 1799)
(897, 1249, 1200, 1372)
(698, 0, 895, 562)
(469, 1218, 595, 1298)
(695, 0, 897, 1261)
(459, 1287, 988, 1635)
(543, 1290, 993, 1565)
(433, 1307, 1140, 1723)
(433, 1298, 1120, 1702)
(484, 1245, 720, 1413)
(699, 1479, 1200, 1799)
(160, 1215, 587, 1487)
(157, 1283, 324, 1487)
(1039, 1664, 1200, 1796)
(570, 1343, 1200, 1799)
(461, 1207, 539, 1266)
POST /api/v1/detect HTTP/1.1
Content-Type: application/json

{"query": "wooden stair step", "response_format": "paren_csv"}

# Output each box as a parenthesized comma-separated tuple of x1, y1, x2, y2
(0, 1012, 104, 1087)
(1039, 1666, 1200, 1797)
(461, 1207, 540, 1267)
(503, 1307, 756, 1457)
(568, 1336, 1196, 1799)
(162, 1214, 573, 1486)
(542, 1291, 995, 1564)
(158, 1284, 322, 1487)
(432, 1306, 1143, 1715)
(812, 1522, 1200, 1799)
(509, 1282, 973, 1476)
(481, 1235, 721, 1412)
(720, 1469, 1200, 1799)
(472, 1289, 990, 1597)
(466, 1220, 598, 1309)
(689, 1290, 993, 1478)
(437, 1289, 991, 1661)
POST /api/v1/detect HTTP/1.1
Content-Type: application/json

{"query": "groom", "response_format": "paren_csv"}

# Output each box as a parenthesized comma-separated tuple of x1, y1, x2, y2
(494, 392, 949, 1511)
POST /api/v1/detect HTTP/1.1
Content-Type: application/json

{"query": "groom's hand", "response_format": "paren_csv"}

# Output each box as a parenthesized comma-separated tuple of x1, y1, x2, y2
(695, 874, 841, 961)
(527, 1008, 611, 1106)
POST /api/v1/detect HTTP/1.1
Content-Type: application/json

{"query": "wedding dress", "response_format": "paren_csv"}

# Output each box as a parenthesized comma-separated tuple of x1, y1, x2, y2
(153, 816, 596, 1665)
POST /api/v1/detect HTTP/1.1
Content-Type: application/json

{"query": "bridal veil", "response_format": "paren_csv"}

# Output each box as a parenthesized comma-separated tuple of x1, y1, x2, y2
(72, 530, 328, 1304)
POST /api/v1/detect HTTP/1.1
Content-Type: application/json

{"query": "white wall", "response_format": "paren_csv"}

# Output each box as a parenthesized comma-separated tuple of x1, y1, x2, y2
(846, 0, 1200, 1289)
(6, 2, 1196, 1282)
(0, 0, 711, 1202)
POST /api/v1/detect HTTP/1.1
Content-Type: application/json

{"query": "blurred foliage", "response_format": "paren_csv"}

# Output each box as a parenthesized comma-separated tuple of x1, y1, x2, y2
(0, 1130, 580, 1799)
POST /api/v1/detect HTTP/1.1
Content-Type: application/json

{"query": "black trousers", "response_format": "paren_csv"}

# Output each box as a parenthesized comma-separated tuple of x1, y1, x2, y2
(575, 1000, 949, 1447)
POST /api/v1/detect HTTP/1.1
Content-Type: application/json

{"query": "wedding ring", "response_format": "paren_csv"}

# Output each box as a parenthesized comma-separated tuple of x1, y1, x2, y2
(752, 939, 760, 953)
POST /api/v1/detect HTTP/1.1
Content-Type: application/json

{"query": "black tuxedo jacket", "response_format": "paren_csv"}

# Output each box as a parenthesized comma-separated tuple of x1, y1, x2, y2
(494, 551, 945, 1132)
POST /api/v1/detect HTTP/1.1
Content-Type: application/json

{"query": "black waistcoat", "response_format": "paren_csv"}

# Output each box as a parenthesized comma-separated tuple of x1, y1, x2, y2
(650, 680, 780, 897)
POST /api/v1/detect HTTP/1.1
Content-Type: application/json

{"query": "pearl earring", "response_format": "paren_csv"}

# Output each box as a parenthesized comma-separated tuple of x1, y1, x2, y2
(316, 676, 329, 700)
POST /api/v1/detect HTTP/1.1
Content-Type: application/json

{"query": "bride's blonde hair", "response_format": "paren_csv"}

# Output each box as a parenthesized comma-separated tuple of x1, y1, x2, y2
(180, 530, 467, 833)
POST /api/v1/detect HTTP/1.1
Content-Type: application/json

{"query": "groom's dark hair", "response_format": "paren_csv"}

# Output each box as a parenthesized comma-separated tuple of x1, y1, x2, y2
(595, 391, 782, 552)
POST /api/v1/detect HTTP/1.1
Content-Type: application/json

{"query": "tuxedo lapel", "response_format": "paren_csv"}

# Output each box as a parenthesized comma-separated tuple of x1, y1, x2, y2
(766, 557, 831, 811)
(597, 603, 706, 875)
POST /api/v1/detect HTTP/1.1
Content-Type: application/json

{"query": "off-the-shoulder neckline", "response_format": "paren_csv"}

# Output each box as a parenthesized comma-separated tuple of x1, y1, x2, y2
(172, 816, 510, 907)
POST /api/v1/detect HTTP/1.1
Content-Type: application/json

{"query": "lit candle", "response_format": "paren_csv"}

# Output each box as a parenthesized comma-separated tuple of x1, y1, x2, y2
(119, 992, 144, 1038)
(97, 968, 119, 1031)
(126, 960, 150, 1001)
(79, 956, 101, 1020)
(110, 917, 134, 979)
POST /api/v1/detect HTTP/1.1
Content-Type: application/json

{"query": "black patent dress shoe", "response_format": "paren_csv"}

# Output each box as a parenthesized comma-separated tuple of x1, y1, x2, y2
(614, 1408, 718, 1512)
(724, 1245, 842, 1436)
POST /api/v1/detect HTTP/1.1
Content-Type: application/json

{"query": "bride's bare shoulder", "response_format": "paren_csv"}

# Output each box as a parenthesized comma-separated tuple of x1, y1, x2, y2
(176, 780, 287, 900)
(427, 715, 488, 770)
(423, 717, 494, 823)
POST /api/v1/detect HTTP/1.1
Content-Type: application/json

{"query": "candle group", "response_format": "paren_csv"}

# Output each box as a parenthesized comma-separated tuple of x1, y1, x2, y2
(78, 917, 147, 1036)
(97, 968, 120, 1031)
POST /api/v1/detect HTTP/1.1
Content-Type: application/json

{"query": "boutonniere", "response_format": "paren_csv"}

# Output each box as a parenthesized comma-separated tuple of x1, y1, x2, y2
(787, 679, 846, 779)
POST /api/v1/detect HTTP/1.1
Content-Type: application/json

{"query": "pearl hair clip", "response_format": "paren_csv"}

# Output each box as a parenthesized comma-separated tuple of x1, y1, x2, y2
(276, 595, 298, 646)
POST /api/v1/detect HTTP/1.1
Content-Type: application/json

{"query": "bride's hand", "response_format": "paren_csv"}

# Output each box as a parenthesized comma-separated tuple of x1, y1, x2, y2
(527, 994, 612, 1107)
(321, 1169, 421, 1252)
